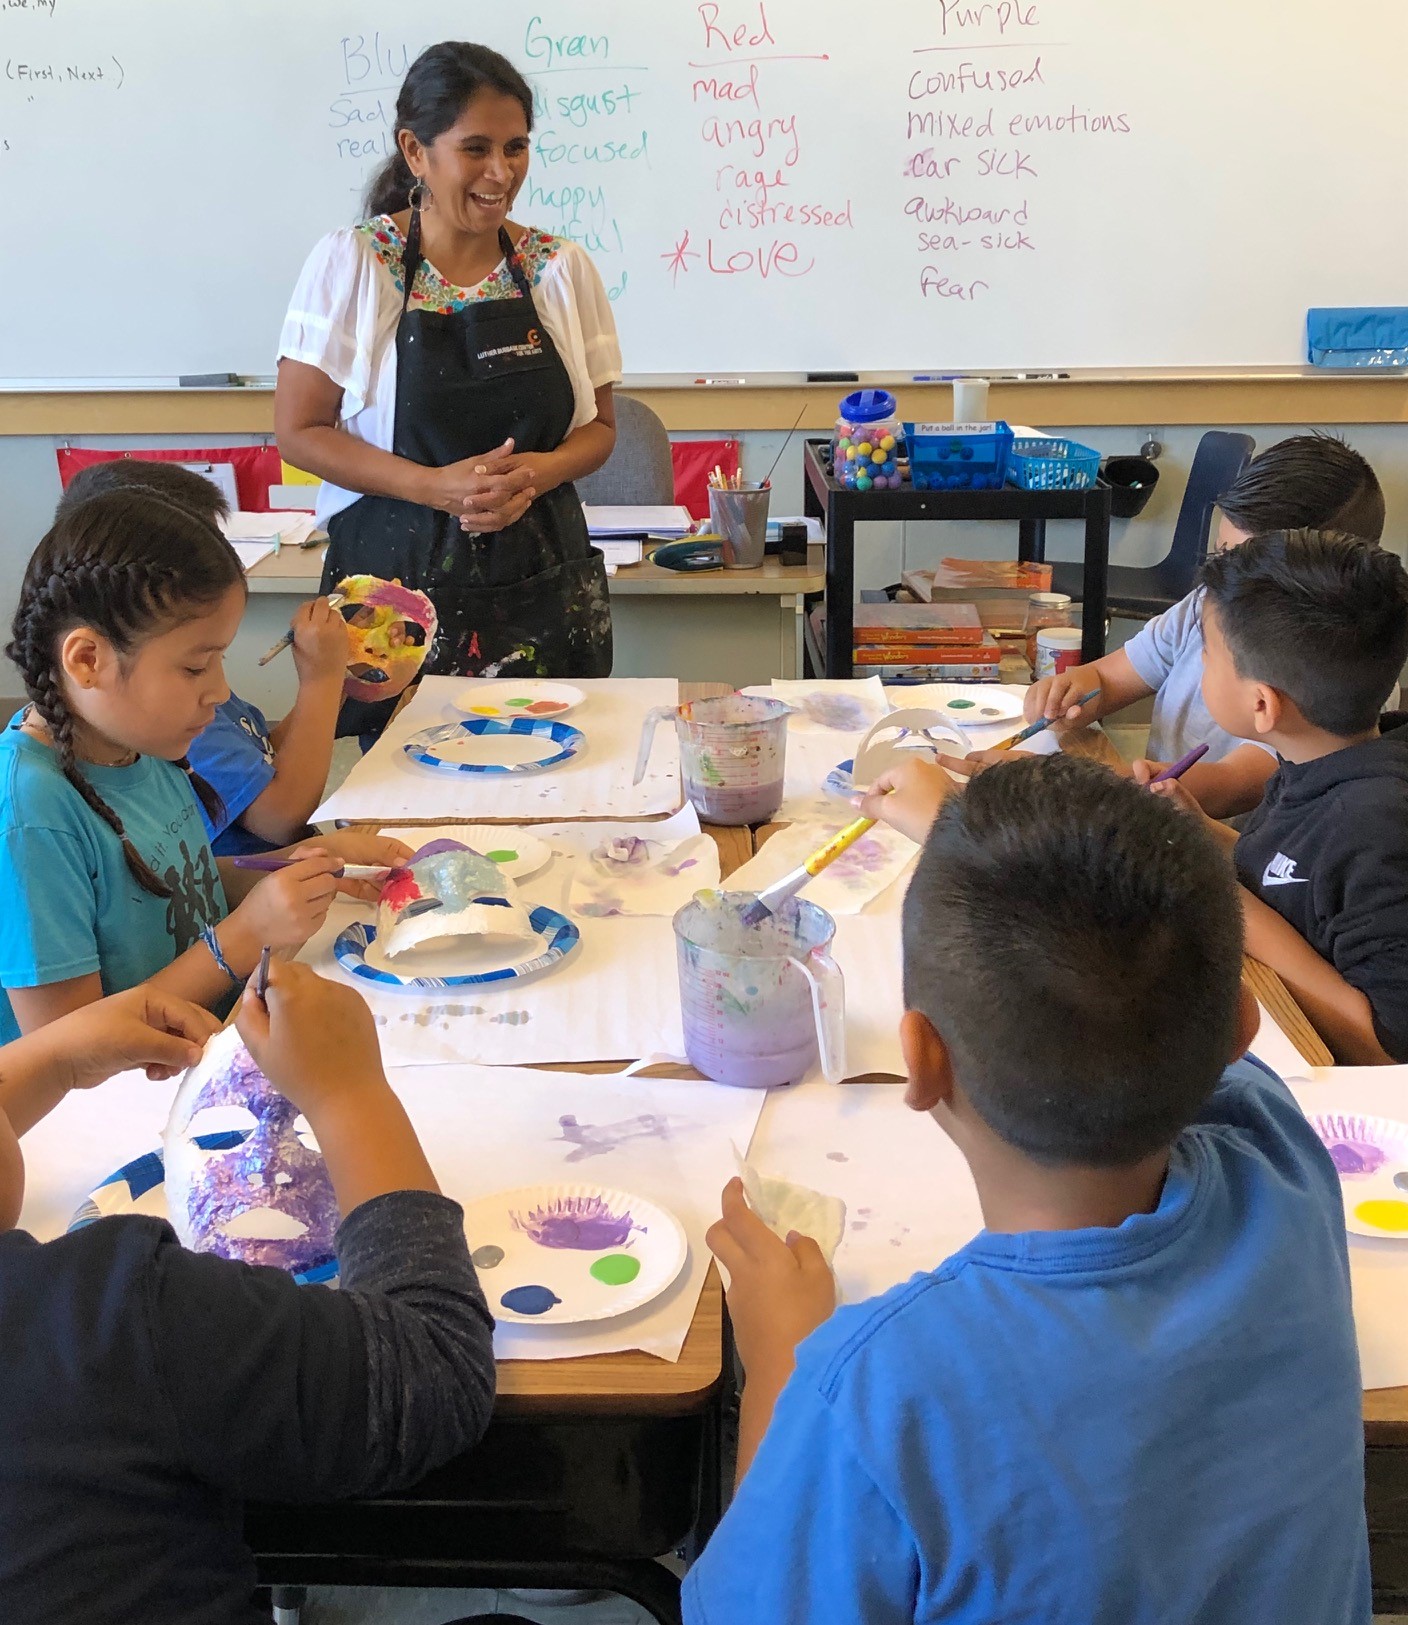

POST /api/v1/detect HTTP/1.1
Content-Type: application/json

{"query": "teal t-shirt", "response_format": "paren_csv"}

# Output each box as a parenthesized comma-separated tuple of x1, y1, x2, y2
(0, 719, 228, 1041)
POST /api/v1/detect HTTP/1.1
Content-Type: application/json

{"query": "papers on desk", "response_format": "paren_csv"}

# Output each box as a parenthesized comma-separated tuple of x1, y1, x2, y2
(584, 504, 692, 537)
(229, 541, 276, 573)
(596, 539, 643, 569)
(220, 511, 318, 551)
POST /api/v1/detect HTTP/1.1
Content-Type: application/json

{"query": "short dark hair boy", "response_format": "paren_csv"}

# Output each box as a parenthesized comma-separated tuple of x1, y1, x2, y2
(1218, 433, 1386, 544)
(688, 757, 1368, 1625)
(1178, 530, 1408, 1064)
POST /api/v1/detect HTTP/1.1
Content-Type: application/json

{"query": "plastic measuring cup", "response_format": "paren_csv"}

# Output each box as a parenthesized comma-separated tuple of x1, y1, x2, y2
(673, 893, 846, 1088)
(634, 693, 791, 826)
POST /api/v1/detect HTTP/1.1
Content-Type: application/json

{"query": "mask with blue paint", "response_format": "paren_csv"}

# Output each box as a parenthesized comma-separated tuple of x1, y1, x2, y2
(377, 838, 534, 958)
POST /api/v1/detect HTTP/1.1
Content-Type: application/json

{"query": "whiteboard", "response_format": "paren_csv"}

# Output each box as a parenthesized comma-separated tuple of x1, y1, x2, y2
(1, 0, 1404, 380)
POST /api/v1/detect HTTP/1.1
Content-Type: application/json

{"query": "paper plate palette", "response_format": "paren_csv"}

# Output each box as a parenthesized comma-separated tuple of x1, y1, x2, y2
(440, 826, 554, 882)
(1311, 1112, 1408, 1239)
(404, 717, 585, 775)
(334, 905, 580, 991)
(68, 1139, 338, 1285)
(932, 686, 1023, 725)
(454, 681, 585, 721)
(462, 1182, 688, 1325)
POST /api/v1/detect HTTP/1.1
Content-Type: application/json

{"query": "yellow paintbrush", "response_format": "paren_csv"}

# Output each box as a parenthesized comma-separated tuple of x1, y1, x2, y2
(739, 817, 876, 928)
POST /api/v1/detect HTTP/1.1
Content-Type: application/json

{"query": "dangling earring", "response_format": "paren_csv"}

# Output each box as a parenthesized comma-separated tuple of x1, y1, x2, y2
(408, 176, 431, 212)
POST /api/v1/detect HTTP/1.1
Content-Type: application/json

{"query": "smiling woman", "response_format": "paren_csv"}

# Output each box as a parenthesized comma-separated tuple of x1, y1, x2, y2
(275, 41, 623, 737)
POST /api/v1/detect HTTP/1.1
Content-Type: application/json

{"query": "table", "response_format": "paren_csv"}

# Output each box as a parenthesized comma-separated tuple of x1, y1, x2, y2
(234, 547, 826, 718)
(250, 684, 741, 1625)
(801, 438, 1113, 679)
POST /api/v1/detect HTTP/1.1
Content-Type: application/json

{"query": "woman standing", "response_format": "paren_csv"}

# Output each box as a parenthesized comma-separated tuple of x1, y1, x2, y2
(275, 42, 620, 733)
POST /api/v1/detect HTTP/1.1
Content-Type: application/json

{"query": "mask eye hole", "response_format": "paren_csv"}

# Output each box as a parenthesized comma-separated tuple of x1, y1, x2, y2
(186, 1105, 258, 1148)
(293, 1114, 320, 1153)
(342, 603, 378, 628)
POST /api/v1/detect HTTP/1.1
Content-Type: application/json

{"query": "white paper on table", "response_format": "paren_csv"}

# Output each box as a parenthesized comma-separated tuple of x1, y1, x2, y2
(567, 832, 719, 918)
(230, 541, 277, 573)
(766, 678, 889, 734)
(387, 1063, 765, 1361)
(221, 511, 317, 548)
(723, 819, 916, 915)
(1250, 1001, 1313, 1082)
(1288, 1069, 1408, 1391)
(749, 1076, 981, 1307)
(313, 677, 681, 824)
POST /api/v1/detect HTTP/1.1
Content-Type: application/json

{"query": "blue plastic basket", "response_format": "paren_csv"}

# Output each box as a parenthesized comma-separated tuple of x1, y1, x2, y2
(904, 421, 1014, 491)
(1008, 437, 1101, 491)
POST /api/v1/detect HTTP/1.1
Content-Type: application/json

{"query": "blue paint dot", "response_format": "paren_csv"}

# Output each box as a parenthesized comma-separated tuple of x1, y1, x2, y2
(501, 1283, 560, 1316)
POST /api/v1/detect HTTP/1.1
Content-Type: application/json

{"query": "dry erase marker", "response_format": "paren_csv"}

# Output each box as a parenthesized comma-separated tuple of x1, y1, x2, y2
(1150, 742, 1210, 783)
(694, 377, 746, 386)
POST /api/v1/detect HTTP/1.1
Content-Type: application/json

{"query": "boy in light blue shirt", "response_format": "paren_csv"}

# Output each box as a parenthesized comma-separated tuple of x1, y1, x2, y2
(689, 756, 1369, 1625)
(1023, 434, 1385, 817)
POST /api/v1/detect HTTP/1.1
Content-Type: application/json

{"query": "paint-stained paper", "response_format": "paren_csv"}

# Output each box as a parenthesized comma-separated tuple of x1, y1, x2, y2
(313, 676, 682, 823)
(568, 832, 720, 918)
(722, 819, 916, 915)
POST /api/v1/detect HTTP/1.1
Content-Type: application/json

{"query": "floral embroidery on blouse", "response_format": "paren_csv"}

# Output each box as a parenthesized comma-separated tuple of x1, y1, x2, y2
(357, 216, 561, 312)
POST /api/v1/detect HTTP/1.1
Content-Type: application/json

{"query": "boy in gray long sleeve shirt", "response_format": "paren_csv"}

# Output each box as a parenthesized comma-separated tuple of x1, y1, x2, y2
(0, 969, 495, 1625)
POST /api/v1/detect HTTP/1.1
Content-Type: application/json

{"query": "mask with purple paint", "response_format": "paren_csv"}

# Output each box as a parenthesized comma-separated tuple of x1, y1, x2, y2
(163, 1026, 339, 1275)
(378, 838, 534, 957)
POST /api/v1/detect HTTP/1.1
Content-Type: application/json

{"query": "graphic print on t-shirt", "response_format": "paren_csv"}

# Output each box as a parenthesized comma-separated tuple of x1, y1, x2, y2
(1262, 852, 1309, 888)
(237, 711, 275, 766)
(147, 800, 223, 953)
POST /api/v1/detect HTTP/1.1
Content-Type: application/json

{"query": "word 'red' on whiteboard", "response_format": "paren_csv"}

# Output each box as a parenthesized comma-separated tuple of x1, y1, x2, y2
(2, 0, 1406, 381)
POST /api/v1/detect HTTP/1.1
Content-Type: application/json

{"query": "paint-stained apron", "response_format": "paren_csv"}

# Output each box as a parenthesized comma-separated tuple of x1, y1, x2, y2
(323, 226, 613, 736)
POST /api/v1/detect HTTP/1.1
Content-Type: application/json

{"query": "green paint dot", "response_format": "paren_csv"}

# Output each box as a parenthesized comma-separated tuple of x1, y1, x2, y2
(507, 697, 532, 707)
(486, 849, 518, 864)
(947, 698, 976, 709)
(590, 1253, 641, 1286)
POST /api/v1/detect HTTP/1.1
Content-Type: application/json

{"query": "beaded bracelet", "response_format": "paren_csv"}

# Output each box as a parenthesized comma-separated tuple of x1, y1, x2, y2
(200, 924, 240, 987)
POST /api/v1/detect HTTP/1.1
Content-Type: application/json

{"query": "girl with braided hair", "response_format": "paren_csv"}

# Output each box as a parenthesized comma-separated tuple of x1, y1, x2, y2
(0, 490, 410, 1039)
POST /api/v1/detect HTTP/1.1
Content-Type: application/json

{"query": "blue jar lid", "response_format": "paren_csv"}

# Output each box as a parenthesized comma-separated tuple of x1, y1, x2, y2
(838, 388, 897, 424)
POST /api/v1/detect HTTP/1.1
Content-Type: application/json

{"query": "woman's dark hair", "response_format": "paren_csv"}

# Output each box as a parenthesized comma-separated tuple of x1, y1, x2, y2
(364, 41, 535, 219)
(7, 490, 245, 898)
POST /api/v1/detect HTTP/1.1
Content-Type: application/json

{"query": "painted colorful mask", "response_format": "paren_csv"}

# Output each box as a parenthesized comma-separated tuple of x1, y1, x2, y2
(337, 574, 438, 704)
(163, 1026, 339, 1276)
(378, 838, 534, 958)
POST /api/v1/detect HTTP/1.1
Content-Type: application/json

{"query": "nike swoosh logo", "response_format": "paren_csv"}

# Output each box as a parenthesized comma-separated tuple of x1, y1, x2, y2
(1262, 874, 1308, 887)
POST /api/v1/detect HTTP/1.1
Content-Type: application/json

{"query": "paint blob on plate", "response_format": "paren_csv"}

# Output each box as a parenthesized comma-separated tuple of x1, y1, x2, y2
(1311, 1112, 1408, 1239)
(460, 1183, 688, 1325)
(454, 681, 585, 721)
(934, 686, 1023, 724)
(500, 1283, 561, 1315)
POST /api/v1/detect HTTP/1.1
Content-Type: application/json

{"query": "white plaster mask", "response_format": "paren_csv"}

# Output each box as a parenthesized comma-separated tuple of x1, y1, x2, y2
(377, 838, 534, 958)
(163, 1026, 339, 1277)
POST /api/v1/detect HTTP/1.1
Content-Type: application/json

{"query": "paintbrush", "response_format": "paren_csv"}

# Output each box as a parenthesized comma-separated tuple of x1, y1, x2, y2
(1150, 742, 1209, 783)
(992, 687, 1102, 751)
(233, 855, 391, 880)
(254, 945, 271, 1002)
(758, 404, 808, 491)
(258, 591, 346, 666)
(738, 816, 876, 928)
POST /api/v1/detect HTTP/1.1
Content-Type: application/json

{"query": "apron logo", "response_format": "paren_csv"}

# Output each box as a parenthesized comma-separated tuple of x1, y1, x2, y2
(479, 331, 545, 364)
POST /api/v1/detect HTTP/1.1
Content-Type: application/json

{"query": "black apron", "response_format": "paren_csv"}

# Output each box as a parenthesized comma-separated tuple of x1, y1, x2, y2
(324, 226, 613, 736)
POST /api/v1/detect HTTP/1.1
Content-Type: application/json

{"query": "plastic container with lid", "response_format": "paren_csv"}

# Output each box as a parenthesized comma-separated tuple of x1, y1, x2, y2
(1023, 591, 1073, 672)
(833, 389, 905, 491)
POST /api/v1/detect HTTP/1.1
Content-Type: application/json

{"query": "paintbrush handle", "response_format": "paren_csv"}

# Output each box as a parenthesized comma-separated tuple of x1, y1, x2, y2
(802, 816, 875, 877)
(1150, 742, 1210, 783)
(996, 687, 1103, 751)
(257, 591, 346, 665)
(232, 856, 388, 879)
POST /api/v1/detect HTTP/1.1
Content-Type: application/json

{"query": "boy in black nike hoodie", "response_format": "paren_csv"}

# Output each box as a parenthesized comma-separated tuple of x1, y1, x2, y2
(1142, 529, 1408, 1065)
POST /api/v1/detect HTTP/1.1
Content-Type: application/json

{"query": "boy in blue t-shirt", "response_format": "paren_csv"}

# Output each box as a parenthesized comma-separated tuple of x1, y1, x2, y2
(56, 461, 348, 856)
(689, 756, 1369, 1625)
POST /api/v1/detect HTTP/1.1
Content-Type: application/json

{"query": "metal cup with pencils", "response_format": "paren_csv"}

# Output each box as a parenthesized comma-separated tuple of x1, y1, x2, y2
(708, 467, 770, 570)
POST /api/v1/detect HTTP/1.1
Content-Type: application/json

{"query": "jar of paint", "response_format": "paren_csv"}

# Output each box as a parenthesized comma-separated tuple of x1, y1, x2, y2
(1034, 625, 1084, 680)
(1023, 592, 1074, 672)
(833, 388, 905, 491)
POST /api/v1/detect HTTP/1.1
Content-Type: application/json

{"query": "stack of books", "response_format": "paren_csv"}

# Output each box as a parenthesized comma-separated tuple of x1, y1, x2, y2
(813, 602, 1004, 681)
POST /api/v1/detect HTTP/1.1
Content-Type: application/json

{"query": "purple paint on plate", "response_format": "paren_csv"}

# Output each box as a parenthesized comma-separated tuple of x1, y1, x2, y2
(513, 1195, 641, 1250)
(1328, 1139, 1387, 1177)
(501, 1284, 560, 1315)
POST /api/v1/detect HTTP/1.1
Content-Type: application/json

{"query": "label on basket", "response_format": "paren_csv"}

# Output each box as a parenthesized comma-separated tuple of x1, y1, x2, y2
(912, 422, 999, 436)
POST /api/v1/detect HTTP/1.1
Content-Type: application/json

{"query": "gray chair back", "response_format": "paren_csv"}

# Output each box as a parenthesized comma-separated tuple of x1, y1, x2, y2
(575, 394, 674, 505)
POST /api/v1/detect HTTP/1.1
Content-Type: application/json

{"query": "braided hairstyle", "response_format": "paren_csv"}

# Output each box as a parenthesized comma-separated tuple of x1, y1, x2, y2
(7, 490, 245, 898)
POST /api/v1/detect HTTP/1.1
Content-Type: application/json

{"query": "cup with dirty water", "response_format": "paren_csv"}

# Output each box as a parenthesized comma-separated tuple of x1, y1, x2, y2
(708, 483, 771, 569)
(674, 892, 846, 1087)
(634, 692, 791, 826)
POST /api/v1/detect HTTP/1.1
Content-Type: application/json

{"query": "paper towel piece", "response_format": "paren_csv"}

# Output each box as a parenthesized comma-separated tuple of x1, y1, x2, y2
(736, 1145, 846, 1263)
(763, 678, 889, 734)
(723, 819, 916, 915)
(569, 832, 720, 918)
(314, 676, 682, 823)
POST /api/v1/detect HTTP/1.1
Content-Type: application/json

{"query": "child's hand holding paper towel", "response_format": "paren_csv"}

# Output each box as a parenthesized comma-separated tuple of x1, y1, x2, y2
(707, 1170, 840, 1484)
